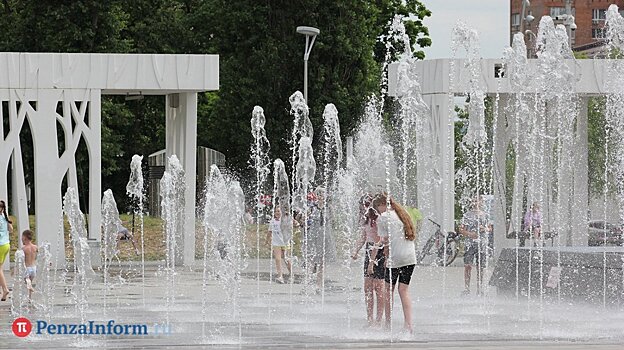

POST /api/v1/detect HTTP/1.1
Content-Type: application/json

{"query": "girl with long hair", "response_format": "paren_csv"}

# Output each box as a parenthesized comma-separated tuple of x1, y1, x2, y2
(0, 200, 13, 301)
(351, 194, 386, 327)
(372, 193, 417, 333)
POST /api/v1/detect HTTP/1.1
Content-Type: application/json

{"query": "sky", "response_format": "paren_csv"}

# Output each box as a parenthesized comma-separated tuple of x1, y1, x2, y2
(419, 0, 510, 59)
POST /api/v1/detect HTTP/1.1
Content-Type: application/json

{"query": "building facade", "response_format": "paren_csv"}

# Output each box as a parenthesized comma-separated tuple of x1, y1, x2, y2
(511, 0, 624, 56)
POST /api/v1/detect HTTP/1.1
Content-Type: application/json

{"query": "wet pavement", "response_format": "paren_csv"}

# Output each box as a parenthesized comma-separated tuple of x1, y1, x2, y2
(1, 257, 623, 349)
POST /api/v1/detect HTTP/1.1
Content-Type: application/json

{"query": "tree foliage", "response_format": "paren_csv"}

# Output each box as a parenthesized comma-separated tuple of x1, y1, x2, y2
(0, 0, 432, 211)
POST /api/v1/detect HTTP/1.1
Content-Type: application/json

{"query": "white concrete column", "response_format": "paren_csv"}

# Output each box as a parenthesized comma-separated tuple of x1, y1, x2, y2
(571, 97, 589, 246)
(166, 92, 198, 266)
(88, 90, 102, 242)
(422, 93, 454, 233)
(31, 90, 65, 268)
(11, 143, 30, 247)
(493, 94, 515, 258)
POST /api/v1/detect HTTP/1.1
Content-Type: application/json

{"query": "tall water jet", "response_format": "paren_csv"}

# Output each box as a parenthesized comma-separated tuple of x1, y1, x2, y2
(36, 243, 54, 320)
(272, 159, 295, 310)
(101, 189, 122, 315)
(250, 106, 271, 303)
(289, 91, 313, 291)
(604, 4, 624, 307)
(296, 136, 316, 298)
(353, 98, 398, 193)
(11, 249, 27, 316)
(202, 165, 247, 341)
(289, 91, 313, 210)
(160, 155, 186, 326)
(126, 154, 145, 305)
(502, 32, 530, 299)
(334, 160, 360, 330)
(201, 164, 228, 340)
(451, 22, 489, 211)
(390, 14, 430, 207)
(320, 103, 342, 303)
(63, 187, 96, 324)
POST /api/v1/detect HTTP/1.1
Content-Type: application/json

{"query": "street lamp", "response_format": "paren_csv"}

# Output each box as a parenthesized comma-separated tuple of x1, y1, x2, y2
(520, 0, 532, 35)
(296, 26, 320, 104)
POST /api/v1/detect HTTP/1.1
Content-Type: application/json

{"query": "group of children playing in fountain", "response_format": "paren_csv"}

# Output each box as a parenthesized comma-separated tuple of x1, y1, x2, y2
(0, 200, 38, 304)
(0, 197, 146, 305)
(265, 190, 418, 333)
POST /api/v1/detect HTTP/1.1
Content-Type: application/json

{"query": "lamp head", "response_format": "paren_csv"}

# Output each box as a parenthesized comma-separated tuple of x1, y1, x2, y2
(296, 26, 320, 37)
(525, 14, 535, 23)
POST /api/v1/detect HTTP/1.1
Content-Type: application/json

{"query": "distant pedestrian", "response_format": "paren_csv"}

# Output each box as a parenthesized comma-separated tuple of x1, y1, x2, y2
(303, 187, 336, 293)
(523, 202, 542, 245)
(267, 207, 292, 284)
(117, 223, 140, 256)
(458, 195, 490, 296)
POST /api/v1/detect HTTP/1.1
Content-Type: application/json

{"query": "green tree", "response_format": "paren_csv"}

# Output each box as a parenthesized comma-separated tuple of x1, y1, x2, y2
(192, 0, 431, 182)
(0, 0, 432, 211)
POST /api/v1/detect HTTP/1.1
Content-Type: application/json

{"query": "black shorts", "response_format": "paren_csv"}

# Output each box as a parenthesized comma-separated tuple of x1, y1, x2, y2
(463, 243, 486, 266)
(384, 264, 415, 286)
(363, 243, 386, 280)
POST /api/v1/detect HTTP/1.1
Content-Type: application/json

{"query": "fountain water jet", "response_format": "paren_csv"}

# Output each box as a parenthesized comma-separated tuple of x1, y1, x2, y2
(63, 187, 96, 326)
(126, 154, 146, 306)
(160, 155, 186, 326)
(250, 106, 271, 305)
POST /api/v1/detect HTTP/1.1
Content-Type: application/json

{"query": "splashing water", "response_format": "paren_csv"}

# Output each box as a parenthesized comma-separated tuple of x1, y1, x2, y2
(101, 189, 127, 316)
(202, 165, 247, 341)
(63, 187, 96, 325)
(320, 103, 342, 304)
(126, 154, 146, 306)
(36, 243, 55, 320)
(160, 155, 186, 326)
(605, 4, 624, 308)
(11, 249, 27, 316)
(250, 106, 271, 304)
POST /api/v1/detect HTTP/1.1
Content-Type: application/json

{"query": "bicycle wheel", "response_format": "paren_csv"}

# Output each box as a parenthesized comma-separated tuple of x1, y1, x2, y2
(417, 236, 436, 265)
(437, 239, 459, 266)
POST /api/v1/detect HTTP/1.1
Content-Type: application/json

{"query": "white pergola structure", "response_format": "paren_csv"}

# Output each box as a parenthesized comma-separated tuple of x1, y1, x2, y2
(0, 53, 219, 267)
(389, 58, 615, 256)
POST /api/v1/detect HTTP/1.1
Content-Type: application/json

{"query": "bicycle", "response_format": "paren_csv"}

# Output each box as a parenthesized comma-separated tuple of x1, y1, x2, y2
(416, 218, 460, 266)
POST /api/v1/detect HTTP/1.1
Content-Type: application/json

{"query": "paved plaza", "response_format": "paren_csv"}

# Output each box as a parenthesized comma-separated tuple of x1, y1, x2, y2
(1, 258, 623, 349)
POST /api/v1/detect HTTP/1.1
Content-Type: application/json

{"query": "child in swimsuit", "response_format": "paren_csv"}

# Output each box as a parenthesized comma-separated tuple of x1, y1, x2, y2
(21, 229, 38, 300)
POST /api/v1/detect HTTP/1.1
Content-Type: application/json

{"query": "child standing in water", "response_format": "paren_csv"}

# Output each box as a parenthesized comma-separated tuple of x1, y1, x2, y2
(352, 194, 385, 327)
(21, 229, 38, 300)
(372, 193, 417, 334)
(267, 207, 291, 283)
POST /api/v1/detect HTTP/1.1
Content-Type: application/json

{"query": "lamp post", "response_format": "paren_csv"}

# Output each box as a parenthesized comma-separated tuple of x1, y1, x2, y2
(296, 26, 320, 104)
(520, 0, 535, 58)
(564, 0, 576, 50)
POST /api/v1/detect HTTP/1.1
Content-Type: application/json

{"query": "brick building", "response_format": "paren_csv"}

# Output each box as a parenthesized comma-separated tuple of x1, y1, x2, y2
(510, 0, 624, 56)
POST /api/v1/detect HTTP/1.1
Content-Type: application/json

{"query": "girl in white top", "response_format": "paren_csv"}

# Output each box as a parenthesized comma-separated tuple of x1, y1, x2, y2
(372, 193, 417, 333)
(266, 207, 291, 283)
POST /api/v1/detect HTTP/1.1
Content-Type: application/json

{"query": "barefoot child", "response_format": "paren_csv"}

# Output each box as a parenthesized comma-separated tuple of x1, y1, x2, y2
(372, 193, 417, 334)
(267, 207, 291, 283)
(21, 229, 38, 299)
(352, 194, 385, 327)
